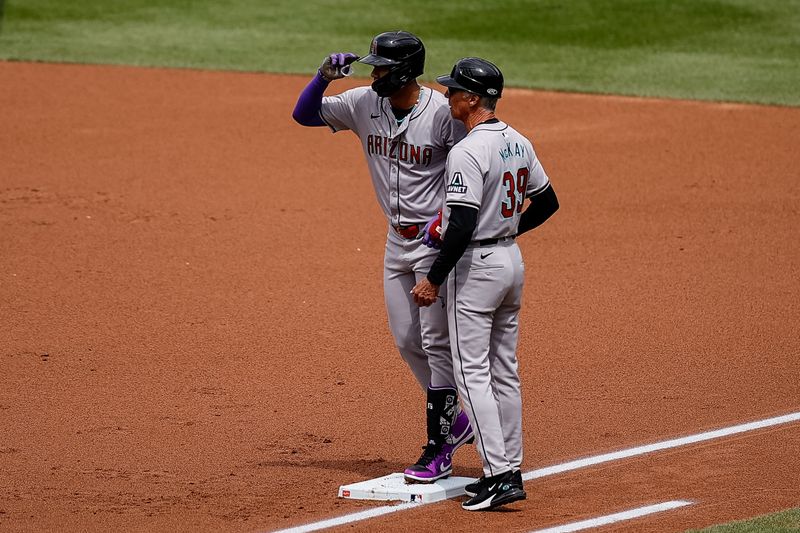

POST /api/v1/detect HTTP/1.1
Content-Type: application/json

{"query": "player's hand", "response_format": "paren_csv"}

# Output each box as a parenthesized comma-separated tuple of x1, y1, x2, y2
(412, 278, 440, 307)
(421, 211, 443, 249)
(319, 53, 359, 81)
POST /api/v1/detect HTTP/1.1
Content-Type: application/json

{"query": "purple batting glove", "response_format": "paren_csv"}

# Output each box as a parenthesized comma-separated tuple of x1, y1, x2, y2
(320, 52, 359, 81)
(421, 211, 443, 249)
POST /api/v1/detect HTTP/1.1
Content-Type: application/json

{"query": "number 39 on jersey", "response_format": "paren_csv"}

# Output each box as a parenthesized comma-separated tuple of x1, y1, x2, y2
(501, 167, 529, 218)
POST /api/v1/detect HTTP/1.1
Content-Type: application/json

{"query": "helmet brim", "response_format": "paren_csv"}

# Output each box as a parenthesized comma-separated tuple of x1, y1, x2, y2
(359, 54, 400, 67)
(436, 75, 471, 93)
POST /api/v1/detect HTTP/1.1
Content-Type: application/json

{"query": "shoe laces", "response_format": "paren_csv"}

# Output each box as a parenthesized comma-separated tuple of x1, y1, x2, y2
(416, 441, 442, 465)
(468, 475, 487, 490)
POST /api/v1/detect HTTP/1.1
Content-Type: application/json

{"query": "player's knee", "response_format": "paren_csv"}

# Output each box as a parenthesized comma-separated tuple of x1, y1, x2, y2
(394, 333, 423, 361)
(421, 338, 450, 360)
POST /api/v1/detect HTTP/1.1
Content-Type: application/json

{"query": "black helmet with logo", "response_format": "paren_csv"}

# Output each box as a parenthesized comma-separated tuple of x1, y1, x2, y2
(359, 31, 425, 97)
(436, 57, 503, 98)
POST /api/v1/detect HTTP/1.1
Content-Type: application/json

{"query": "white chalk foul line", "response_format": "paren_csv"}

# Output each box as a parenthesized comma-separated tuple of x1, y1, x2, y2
(270, 502, 419, 533)
(269, 410, 800, 533)
(530, 500, 694, 533)
(522, 410, 800, 482)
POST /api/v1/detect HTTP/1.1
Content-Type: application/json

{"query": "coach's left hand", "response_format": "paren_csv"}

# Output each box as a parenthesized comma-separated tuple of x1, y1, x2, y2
(412, 278, 440, 307)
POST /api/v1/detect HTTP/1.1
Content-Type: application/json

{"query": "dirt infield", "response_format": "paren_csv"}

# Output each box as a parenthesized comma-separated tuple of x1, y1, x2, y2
(1, 61, 798, 532)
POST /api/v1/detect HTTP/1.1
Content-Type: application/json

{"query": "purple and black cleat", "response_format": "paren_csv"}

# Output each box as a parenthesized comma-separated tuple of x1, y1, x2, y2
(404, 410, 474, 483)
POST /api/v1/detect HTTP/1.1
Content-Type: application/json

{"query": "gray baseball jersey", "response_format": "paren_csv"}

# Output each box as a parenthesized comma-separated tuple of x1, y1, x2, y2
(443, 121, 550, 239)
(320, 86, 466, 390)
(321, 86, 464, 225)
(444, 119, 550, 478)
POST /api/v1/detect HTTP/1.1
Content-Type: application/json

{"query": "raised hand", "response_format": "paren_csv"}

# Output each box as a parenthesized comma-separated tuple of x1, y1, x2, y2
(319, 53, 359, 81)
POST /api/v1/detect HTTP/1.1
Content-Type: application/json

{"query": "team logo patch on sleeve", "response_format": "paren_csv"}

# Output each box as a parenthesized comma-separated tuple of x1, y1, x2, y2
(446, 172, 468, 194)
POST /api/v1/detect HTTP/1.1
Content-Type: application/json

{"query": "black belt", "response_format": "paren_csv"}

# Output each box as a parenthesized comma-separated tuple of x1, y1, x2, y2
(476, 235, 515, 246)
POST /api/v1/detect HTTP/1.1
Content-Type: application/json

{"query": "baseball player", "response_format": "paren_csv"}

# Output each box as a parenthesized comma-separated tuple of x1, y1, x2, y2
(292, 31, 474, 482)
(412, 57, 559, 510)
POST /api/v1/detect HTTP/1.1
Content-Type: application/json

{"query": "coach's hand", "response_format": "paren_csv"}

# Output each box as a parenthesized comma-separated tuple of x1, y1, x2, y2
(319, 53, 359, 81)
(412, 278, 440, 307)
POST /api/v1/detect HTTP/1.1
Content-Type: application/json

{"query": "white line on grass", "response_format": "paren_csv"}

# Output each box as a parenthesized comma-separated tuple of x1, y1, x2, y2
(529, 500, 694, 533)
(269, 410, 800, 533)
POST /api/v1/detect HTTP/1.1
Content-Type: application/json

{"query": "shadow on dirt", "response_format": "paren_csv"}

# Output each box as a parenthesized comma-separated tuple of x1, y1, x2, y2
(252, 457, 483, 480)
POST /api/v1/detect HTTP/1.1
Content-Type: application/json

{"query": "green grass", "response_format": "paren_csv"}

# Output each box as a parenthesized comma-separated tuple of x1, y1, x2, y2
(1, 0, 799, 105)
(687, 507, 800, 532)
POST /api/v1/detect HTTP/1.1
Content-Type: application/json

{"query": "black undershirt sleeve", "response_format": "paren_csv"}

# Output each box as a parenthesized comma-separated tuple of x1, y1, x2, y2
(517, 183, 559, 236)
(426, 205, 479, 286)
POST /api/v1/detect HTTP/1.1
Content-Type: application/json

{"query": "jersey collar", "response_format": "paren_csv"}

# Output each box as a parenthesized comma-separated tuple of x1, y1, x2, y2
(380, 86, 431, 137)
(470, 119, 508, 134)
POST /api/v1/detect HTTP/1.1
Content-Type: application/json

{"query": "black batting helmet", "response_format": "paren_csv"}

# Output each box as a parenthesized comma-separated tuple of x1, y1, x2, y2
(437, 57, 504, 98)
(359, 31, 425, 97)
